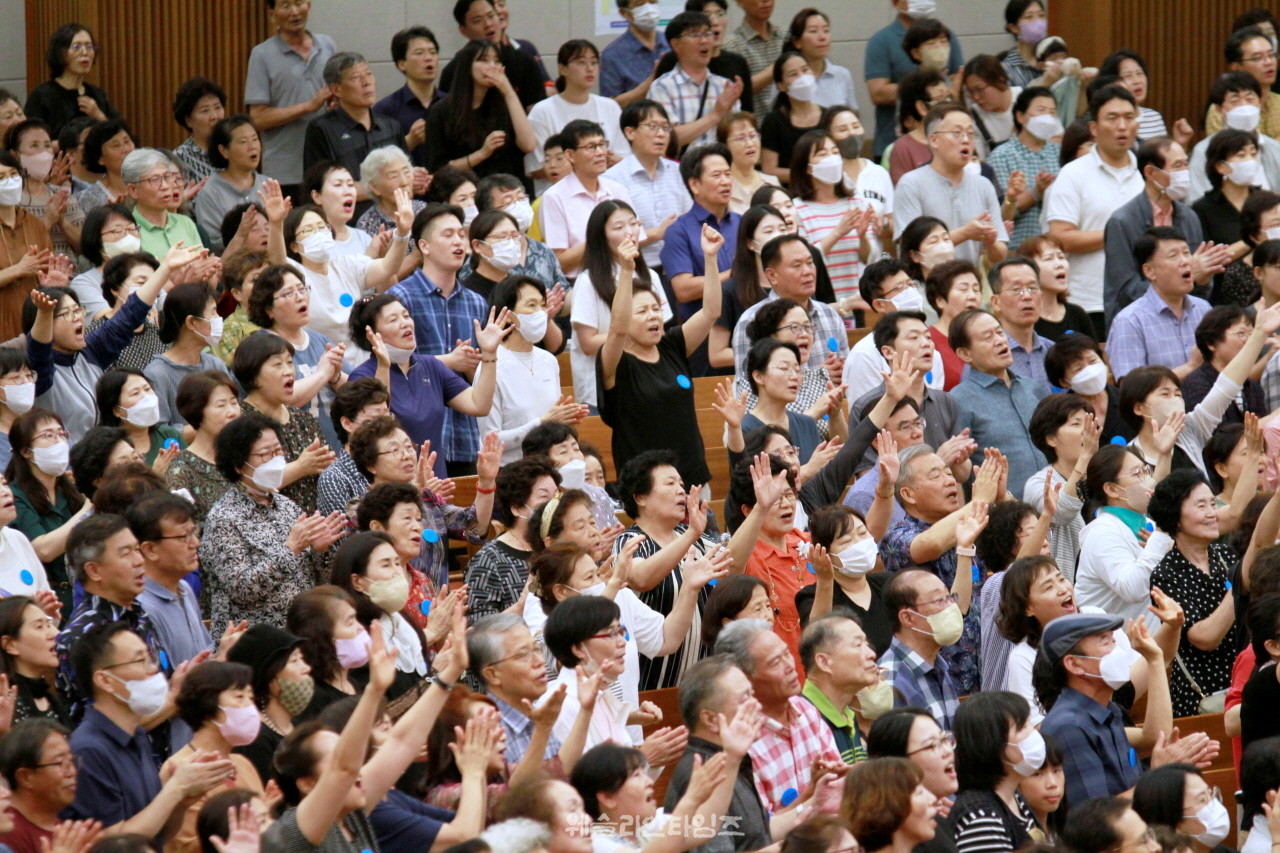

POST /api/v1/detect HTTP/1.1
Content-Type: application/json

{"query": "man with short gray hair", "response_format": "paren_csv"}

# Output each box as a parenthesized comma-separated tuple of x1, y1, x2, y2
(125, 149, 204, 257)
(799, 612, 882, 764)
(714, 620, 843, 813)
(304, 52, 406, 215)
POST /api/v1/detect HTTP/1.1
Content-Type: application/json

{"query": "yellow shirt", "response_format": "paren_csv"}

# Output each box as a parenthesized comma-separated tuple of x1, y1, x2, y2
(1204, 91, 1280, 139)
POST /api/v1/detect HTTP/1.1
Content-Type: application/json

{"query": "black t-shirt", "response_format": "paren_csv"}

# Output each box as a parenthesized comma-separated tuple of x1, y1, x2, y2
(462, 270, 500, 301)
(795, 573, 894, 657)
(655, 51, 754, 112)
(234, 724, 283, 787)
(599, 324, 711, 487)
(1241, 660, 1280, 756)
(760, 109, 821, 171)
(1035, 301, 1098, 345)
(423, 97, 532, 192)
(439, 43, 546, 111)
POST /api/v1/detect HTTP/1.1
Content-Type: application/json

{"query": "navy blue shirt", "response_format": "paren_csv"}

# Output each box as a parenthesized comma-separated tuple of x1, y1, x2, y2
(374, 84, 446, 168)
(64, 708, 162, 827)
(369, 789, 455, 853)
(601, 28, 670, 99)
(1041, 686, 1141, 808)
(659, 202, 739, 319)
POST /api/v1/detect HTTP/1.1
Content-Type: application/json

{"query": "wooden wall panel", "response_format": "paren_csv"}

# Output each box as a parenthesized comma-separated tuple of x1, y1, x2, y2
(25, 0, 270, 149)
(1052, 0, 1252, 139)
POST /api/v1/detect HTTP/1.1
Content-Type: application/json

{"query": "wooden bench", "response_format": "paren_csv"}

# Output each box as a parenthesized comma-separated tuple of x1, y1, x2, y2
(1202, 767, 1238, 845)
(847, 327, 873, 348)
(638, 686, 684, 806)
(1173, 712, 1232, 773)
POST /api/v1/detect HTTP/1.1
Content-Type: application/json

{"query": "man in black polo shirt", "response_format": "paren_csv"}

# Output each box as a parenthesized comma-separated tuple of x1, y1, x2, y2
(439, 0, 546, 112)
(303, 52, 406, 215)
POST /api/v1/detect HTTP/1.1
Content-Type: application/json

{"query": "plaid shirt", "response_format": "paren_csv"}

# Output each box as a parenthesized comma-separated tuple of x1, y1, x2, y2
(1041, 686, 1141, 808)
(748, 696, 842, 811)
(732, 291, 848, 380)
(389, 269, 488, 463)
(492, 693, 561, 765)
(722, 21, 788, 114)
(649, 65, 733, 149)
(879, 636, 960, 731)
(56, 594, 169, 723)
(988, 135, 1061, 248)
(1107, 288, 1210, 380)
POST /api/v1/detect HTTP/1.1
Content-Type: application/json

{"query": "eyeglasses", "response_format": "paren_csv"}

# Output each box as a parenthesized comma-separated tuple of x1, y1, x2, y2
(730, 132, 761, 145)
(573, 141, 609, 153)
(34, 754, 81, 772)
(135, 171, 184, 190)
(488, 645, 542, 667)
(274, 284, 311, 302)
(101, 224, 141, 240)
(56, 306, 85, 322)
(1184, 786, 1223, 812)
(777, 322, 815, 335)
(32, 429, 70, 445)
(769, 364, 805, 377)
(1244, 51, 1278, 63)
(914, 592, 961, 612)
(892, 416, 927, 432)
(0, 370, 36, 385)
(680, 29, 714, 40)
(996, 285, 1041, 297)
(68, 43, 98, 55)
(377, 441, 416, 458)
(908, 731, 956, 756)
(156, 528, 199, 544)
(639, 122, 673, 135)
(1110, 829, 1157, 852)
(101, 650, 159, 670)
(933, 130, 979, 141)
(248, 447, 286, 462)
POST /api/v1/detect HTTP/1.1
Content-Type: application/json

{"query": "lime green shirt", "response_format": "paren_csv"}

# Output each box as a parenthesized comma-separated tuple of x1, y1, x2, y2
(801, 680, 866, 765)
(134, 208, 203, 258)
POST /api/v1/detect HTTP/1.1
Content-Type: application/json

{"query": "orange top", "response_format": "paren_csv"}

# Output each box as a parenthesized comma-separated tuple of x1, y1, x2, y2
(746, 528, 814, 676)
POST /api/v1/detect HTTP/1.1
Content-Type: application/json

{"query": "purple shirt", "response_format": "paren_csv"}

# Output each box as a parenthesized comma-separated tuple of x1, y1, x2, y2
(348, 354, 469, 478)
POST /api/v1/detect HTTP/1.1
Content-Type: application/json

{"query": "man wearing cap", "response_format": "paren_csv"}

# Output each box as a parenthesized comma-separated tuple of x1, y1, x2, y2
(225, 623, 310, 785)
(1037, 612, 1212, 808)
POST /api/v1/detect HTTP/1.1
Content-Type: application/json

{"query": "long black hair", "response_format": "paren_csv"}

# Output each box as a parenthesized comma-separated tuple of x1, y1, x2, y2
(732, 205, 786, 308)
(583, 199, 652, 307)
(441, 39, 513, 147)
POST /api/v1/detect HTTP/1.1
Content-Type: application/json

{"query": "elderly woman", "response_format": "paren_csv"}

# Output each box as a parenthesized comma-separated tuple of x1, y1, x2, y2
(199, 413, 346, 637)
(0, 595, 69, 726)
(1148, 470, 1240, 717)
(355, 146, 427, 237)
(67, 426, 139, 502)
(224, 623, 311, 785)
(121, 148, 203, 257)
(84, 251, 166, 373)
(69, 203, 139, 322)
(77, 118, 134, 214)
(171, 76, 227, 182)
(7, 120, 83, 260)
(232, 330, 336, 513)
(0, 151, 59, 342)
(24, 24, 119, 137)
(166, 371, 241, 523)
(193, 115, 268, 253)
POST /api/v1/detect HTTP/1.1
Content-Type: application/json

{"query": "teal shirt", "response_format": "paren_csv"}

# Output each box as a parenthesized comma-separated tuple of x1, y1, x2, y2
(141, 425, 185, 466)
(133, 209, 204, 258)
(10, 480, 76, 613)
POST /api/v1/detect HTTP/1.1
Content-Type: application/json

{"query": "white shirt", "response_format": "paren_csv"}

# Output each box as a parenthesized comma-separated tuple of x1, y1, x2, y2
(1044, 147, 1144, 312)
(381, 612, 427, 677)
(1242, 815, 1271, 853)
(476, 344, 562, 464)
(1076, 512, 1173, 626)
(972, 87, 1022, 158)
(302, 253, 373, 362)
(330, 228, 372, 257)
(842, 325, 944, 403)
(569, 267, 673, 407)
(527, 94, 629, 196)
(1187, 130, 1280, 203)
(0, 528, 48, 597)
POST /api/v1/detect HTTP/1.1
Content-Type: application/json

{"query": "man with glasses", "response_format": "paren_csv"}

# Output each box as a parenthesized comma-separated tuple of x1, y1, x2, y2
(123, 149, 204, 258)
(63, 623, 234, 836)
(653, 0, 753, 114)
(1, 719, 79, 853)
(1206, 26, 1280, 139)
(1061, 797, 1162, 853)
(895, 104, 1008, 269)
(989, 257, 1055, 389)
(1104, 138, 1222, 325)
(842, 259, 944, 402)
(650, 11, 745, 150)
(877, 569, 963, 730)
(538, 119, 633, 278)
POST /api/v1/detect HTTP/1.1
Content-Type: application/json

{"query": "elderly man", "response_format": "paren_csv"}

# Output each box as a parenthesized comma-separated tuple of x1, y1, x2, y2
(303, 52, 406, 213)
(799, 613, 883, 764)
(895, 104, 1008, 268)
(877, 569, 963, 730)
(714, 619, 844, 812)
(1037, 613, 1211, 808)
(949, 306, 1050, 492)
(1061, 798, 1164, 853)
(244, 0, 336, 196)
(989, 257, 1055, 389)
(1103, 137, 1222, 323)
(125, 149, 204, 257)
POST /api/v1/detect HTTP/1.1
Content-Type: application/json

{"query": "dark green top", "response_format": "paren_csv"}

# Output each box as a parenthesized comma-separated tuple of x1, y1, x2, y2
(141, 425, 185, 466)
(10, 480, 76, 613)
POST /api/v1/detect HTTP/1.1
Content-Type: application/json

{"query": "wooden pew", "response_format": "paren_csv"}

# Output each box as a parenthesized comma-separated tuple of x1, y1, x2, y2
(556, 350, 572, 384)
(847, 327, 873, 348)
(692, 376, 724, 410)
(1172, 713, 1232, 773)
(638, 686, 684, 806)
(1202, 767, 1238, 844)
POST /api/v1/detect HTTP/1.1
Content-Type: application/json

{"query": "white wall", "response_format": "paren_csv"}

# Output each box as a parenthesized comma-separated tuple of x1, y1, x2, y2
(0, 0, 26, 98)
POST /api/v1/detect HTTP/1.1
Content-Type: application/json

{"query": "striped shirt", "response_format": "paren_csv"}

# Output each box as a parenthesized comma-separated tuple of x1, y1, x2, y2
(722, 21, 788, 115)
(1138, 107, 1169, 141)
(794, 197, 869, 300)
(947, 789, 1039, 853)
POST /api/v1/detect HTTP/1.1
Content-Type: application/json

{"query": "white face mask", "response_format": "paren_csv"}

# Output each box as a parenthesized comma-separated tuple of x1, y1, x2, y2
(889, 285, 927, 314)
(0, 176, 22, 207)
(1228, 158, 1262, 187)
(559, 458, 587, 490)
(832, 538, 879, 576)
(1007, 729, 1047, 776)
(1, 382, 35, 415)
(462, 204, 479, 226)
(1074, 646, 1138, 690)
(247, 454, 287, 491)
(103, 233, 142, 259)
(1266, 227, 1280, 242)
(906, 0, 937, 18)
(32, 441, 69, 477)
(1069, 361, 1108, 395)
(919, 239, 955, 268)
(299, 231, 335, 263)
(1148, 396, 1185, 427)
(1185, 799, 1231, 848)
(787, 73, 818, 103)
(504, 199, 535, 232)
(1025, 113, 1064, 142)
(386, 343, 414, 365)
(197, 315, 224, 348)
(572, 581, 608, 596)
(120, 393, 161, 428)
(810, 153, 846, 186)
(485, 237, 522, 272)
(516, 308, 548, 343)
(20, 151, 54, 182)
(1225, 104, 1262, 132)
(1162, 168, 1192, 201)
(107, 670, 169, 718)
(630, 2, 661, 31)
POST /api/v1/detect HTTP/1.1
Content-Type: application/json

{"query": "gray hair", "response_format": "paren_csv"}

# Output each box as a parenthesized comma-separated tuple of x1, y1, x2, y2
(799, 610, 860, 673)
(895, 443, 938, 499)
(323, 52, 367, 86)
(121, 148, 173, 186)
(713, 618, 773, 676)
(466, 612, 526, 688)
(479, 818, 552, 853)
(677, 654, 739, 730)
(360, 145, 412, 193)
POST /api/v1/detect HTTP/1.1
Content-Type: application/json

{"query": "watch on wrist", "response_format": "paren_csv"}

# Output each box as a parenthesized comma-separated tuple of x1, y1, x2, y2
(956, 544, 976, 557)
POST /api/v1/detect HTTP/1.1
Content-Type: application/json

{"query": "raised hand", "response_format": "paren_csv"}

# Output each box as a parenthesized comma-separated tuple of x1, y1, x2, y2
(215, 620, 250, 660)
(412, 166, 432, 197)
(446, 338, 482, 373)
(392, 187, 415, 234)
(257, 179, 290, 224)
(545, 283, 566, 318)
(183, 176, 209, 204)
(367, 328, 391, 369)
(1150, 409, 1186, 457)
(473, 306, 515, 354)
(971, 449, 1003, 504)
(31, 289, 60, 314)
(366, 620, 397, 693)
(43, 187, 70, 229)
(809, 543, 834, 583)
(873, 429, 900, 487)
(604, 534, 644, 594)
(639, 725, 689, 768)
(296, 437, 337, 475)
(684, 751, 729, 805)
(38, 253, 74, 290)
(151, 441, 180, 477)
(1148, 586, 1185, 629)
(524, 682, 568, 729)
(162, 241, 207, 271)
(714, 77, 744, 115)
(750, 451, 790, 511)
(881, 349, 921, 402)
(32, 589, 62, 622)
(700, 222, 725, 257)
(683, 543, 732, 589)
(718, 697, 763, 758)
(955, 500, 989, 550)
(1006, 169, 1027, 202)
(206, 804, 260, 853)
(685, 487, 709, 538)
(450, 713, 501, 777)
(47, 151, 72, 189)
(319, 343, 345, 382)
(576, 666, 604, 714)
(711, 378, 748, 429)
(475, 430, 503, 487)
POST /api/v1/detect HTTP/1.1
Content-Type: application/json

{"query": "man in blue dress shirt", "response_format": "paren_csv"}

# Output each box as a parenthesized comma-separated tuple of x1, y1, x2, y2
(601, 0, 671, 106)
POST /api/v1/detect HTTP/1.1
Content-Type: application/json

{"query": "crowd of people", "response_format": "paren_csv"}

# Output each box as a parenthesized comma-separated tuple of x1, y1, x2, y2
(2, 1, 1280, 853)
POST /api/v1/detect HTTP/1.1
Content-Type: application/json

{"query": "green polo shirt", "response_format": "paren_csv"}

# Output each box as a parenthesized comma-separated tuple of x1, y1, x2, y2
(801, 680, 866, 765)
(134, 208, 203, 258)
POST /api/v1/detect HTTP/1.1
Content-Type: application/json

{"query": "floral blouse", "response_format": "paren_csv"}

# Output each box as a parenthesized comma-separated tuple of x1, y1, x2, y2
(85, 315, 164, 372)
(214, 307, 259, 366)
(199, 485, 327, 639)
(241, 400, 324, 513)
(166, 449, 230, 524)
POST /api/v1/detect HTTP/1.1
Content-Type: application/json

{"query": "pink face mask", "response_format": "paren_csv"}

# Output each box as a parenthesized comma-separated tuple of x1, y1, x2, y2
(216, 703, 262, 746)
(335, 628, 372, 669)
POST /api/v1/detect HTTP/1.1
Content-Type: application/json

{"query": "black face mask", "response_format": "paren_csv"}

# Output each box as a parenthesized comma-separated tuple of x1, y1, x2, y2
(837, 135, 864, 160)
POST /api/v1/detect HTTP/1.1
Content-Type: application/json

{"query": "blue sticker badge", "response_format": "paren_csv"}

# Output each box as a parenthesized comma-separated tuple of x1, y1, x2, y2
(676, 374, 691, 389)
(781, 788, 799, 807)
(1065, 329, 1075, 335)
(419, 600, 431, 616)
(1050, 386, 1064, 394)
(807, 562, 815, 574)
(164, 439, 179, 450)
(159, 650, 169, 670)
(1128, 748, 1137, 768)
(707, 578, 717, 586)
(1110, 436, 1127, 445)
(972, 564, 980, 583)
(18, 570, 33, 586)
(339, 293, 354, 307)
(1226, 580, 1233, 592)
(925, 371, 933, 385)
(827, 336, 839, 352)
(422, 529, 440, 543)
(1145, 521, 1155, 532)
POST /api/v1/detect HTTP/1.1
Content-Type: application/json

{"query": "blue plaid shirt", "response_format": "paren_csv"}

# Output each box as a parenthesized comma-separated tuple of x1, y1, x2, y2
(389, 269, 488, 463)
(988, 136, 1061, 249)
(1041, 686, 1141, 809)
(879, 636, 960, 731)
(492, 694, 561, 766)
